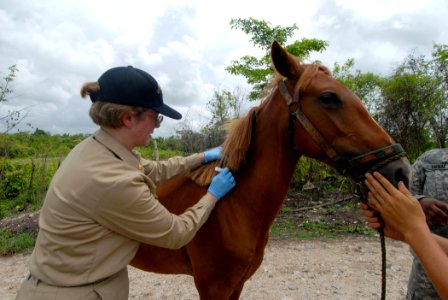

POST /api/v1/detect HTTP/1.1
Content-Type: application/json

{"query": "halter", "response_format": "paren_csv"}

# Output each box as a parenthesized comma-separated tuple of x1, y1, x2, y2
(278, 79, 407, 186)
(279, 78, 399, 300)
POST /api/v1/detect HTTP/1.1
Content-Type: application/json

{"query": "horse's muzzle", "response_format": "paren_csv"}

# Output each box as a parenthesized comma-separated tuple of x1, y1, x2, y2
(353, 156, 412, 204)
(375, 156, 412, 188)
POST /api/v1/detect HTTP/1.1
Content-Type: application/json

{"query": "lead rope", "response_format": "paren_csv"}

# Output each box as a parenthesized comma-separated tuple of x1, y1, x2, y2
(357, 184, 387, 300)
(380, 229, 386, 300)
(358, 153, 410, 300)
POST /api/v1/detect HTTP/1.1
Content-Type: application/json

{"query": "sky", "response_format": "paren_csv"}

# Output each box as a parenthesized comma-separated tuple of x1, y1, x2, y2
(0, 0, 447, 137)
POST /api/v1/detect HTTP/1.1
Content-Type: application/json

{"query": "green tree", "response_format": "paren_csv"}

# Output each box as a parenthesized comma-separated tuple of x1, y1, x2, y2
(226, 18, 328, 100)
(0, 65, 17, 103)
(189, 87, 249, 150)
(430, 43, 448, 147)
(207, 89, 232, 126)
(203, 89, 233, 148)
(227, 86, 246, 119)
(0, 65, 29, 133)
(433, 44, 448, 63)
(377, 56, 443, 158)
(332, 59, 384, 113)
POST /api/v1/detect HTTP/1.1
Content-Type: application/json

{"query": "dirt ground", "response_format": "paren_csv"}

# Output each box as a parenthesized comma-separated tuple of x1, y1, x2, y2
(0, 192, 414, 299)
(1, 235, 413, 300)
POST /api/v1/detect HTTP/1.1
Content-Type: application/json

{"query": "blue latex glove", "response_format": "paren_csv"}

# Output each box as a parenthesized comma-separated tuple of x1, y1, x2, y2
(203, 146, 222, 164)
(207, 167, 236, 200)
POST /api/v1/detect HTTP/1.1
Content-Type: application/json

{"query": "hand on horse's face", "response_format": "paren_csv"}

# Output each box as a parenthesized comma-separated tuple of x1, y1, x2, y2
(360, 203, 383, 230)
(364, 172, 425, 243)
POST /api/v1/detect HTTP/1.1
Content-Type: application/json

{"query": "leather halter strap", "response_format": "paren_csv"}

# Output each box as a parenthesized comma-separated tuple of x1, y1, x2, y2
(279, 79, 338, 160)
(278, 79, 407, 181)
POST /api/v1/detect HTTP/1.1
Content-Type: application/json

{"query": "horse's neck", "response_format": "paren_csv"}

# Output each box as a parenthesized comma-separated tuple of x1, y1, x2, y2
(237, 132, 300, 223)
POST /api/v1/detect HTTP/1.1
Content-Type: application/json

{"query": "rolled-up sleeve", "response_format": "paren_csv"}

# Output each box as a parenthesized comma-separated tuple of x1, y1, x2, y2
(94, 173, 216, 249)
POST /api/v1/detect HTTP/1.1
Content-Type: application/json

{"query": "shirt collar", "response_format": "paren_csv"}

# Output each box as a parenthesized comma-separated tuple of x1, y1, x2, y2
(93, 128, 142, 171)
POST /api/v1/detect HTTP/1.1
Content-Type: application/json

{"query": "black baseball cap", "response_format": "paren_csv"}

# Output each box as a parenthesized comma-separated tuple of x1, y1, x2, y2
(89, 66, 182, 120)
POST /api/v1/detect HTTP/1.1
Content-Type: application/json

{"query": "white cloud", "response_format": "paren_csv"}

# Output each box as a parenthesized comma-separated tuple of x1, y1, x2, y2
(0, 0, 447, 136)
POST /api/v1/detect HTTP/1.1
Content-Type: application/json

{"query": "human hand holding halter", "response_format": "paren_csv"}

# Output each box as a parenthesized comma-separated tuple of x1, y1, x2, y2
(203, 147, 222, 164)
(362, 172, 428, 243)
(207, 167, 235, 200)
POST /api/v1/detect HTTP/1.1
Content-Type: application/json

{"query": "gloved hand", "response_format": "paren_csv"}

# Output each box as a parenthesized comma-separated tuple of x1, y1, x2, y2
(207, 167, 236, 200)
(203, 146, 222, 164)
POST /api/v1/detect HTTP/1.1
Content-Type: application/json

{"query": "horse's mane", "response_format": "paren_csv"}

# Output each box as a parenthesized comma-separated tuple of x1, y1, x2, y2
(188, 104, 263, 186)
(188, 61, 332, 186)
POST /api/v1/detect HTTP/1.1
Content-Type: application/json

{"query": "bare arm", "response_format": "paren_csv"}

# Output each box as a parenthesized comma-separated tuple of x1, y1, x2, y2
(433, 233, 448, 256)
(407, 227, 448, 298)
(362, 172, 448, 299)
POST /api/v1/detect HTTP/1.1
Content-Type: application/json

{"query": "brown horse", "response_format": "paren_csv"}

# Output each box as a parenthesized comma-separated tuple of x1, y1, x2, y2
(130, 41, 411, 299)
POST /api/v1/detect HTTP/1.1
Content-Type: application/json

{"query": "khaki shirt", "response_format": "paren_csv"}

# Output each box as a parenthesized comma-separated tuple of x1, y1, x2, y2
(29, 128, 216, 287)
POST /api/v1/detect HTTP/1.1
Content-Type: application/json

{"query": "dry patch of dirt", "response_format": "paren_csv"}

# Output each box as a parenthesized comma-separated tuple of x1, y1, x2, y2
(0, 212, 39, 235)
(1, 235, 412, 299)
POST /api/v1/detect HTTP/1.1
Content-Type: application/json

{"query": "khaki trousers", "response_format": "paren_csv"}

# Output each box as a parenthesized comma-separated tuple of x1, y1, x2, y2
(15, 268, 129, 300)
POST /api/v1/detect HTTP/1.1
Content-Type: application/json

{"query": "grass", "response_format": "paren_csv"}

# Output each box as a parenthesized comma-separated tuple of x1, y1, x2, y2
(0, 218, 374, 256)
(0, 200, 375, 256)
(0, 230, 36, 256)
(270, 218, 332, 239)
(269, 216, 375, 240)
(0, 193, 44, 218)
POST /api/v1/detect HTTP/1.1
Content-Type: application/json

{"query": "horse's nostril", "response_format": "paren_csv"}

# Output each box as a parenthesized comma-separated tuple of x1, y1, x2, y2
(394, 169, 409, 188)
(376, 157, 412, 189)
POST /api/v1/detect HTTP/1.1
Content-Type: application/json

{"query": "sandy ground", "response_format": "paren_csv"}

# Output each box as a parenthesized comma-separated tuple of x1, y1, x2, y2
(0, 235, 413, 300)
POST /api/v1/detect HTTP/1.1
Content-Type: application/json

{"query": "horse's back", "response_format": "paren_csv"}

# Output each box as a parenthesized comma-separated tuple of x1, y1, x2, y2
(157, 176, 207, 212)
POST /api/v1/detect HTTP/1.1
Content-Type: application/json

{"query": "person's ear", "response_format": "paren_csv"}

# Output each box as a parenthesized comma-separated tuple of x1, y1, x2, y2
(121, 112, 134, 128)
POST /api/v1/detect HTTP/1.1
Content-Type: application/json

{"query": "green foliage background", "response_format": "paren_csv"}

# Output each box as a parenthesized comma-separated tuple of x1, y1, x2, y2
(0, 130, 352, 218)
(0, 131, 187, 218)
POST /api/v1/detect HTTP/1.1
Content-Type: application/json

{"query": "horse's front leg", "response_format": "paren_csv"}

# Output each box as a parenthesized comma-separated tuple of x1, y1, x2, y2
(229, 285, 244, 300)
(190, 252, 252, 300)
(194, 279, 244, 300)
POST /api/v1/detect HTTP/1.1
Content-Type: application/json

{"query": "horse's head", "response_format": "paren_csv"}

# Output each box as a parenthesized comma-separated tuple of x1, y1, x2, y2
(270, 40, 411, 188)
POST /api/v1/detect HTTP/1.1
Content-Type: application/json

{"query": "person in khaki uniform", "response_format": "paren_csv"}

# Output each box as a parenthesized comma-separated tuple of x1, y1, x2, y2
(15, 66, 236, 300)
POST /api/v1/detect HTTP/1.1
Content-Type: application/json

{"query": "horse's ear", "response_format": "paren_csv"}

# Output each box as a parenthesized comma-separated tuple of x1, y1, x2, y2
(271, 40, 300, 78)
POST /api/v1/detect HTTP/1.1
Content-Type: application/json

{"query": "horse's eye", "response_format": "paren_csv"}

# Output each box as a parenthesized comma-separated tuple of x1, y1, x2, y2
(319, 92, 340, 105)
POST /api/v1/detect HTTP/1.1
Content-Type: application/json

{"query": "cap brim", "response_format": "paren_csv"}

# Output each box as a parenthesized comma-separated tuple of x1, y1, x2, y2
(154, 104, 182, 120)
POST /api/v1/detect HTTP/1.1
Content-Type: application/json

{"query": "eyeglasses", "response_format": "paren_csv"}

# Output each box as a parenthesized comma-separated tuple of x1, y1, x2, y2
(146, 110, 163, 125)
